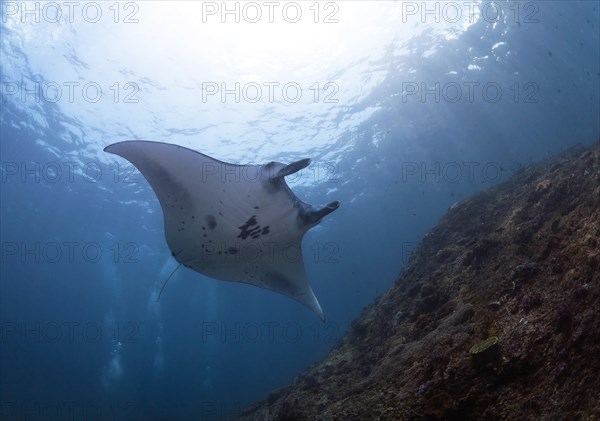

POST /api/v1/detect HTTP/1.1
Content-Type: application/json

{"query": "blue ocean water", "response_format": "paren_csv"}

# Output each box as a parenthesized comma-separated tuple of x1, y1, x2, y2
(0, 1, 598, 420)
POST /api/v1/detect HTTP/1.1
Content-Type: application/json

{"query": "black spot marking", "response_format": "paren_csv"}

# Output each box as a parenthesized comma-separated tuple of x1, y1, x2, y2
(202, 227, 206, 230)
(191, 215, 195, 219)
(205, 215, 217, 230)
(254, 206, 259, 209)
(218, 211, 224, 217)
(235, 217, 270, 239)
(182, 221, 185, 224)
(203, 234, 207, 238)
(237, 215, 261, 240)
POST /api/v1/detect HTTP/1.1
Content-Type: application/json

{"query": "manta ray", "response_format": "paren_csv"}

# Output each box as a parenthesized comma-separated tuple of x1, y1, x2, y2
(104, 141, 340, 320)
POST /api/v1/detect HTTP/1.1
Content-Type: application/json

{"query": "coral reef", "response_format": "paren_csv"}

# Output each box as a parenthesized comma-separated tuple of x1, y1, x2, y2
(235, 142, 600, 420)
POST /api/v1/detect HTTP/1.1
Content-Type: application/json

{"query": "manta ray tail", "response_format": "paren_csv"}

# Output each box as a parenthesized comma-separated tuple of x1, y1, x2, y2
(156, 263, 182, 302)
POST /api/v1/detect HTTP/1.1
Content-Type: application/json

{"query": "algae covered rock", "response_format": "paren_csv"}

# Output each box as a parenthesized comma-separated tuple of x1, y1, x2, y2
(236, 143, 600, 420)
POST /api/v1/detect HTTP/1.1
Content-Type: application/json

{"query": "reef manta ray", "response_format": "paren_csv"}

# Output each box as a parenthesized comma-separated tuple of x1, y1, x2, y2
(105, 141, 340, 320)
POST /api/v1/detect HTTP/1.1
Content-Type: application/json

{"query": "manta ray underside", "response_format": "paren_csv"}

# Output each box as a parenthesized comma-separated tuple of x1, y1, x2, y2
(105, 141, 340, 320)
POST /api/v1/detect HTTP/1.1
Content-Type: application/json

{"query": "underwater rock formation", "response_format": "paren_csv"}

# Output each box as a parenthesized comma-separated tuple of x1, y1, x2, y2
(235, 142, 600, 420)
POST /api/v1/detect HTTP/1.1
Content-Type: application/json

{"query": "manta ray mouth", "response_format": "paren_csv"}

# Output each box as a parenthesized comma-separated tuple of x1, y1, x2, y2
(299, 201, 341, 228)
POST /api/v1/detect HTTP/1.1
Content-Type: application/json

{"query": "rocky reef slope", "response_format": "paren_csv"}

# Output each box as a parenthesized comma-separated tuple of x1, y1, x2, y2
(236, 142, 600, 420)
